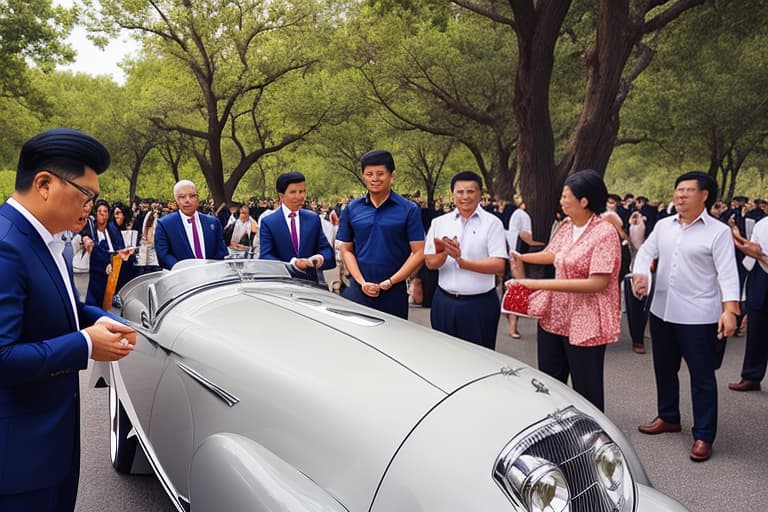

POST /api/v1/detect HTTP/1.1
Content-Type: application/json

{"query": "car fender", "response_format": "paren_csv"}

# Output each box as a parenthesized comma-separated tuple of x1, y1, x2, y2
(189, 433, 348, 512)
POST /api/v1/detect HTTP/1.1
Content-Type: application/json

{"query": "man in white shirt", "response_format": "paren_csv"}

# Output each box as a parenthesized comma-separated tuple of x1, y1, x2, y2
(632, 171, 740, 463)
(425, 171, 507, 350)
(728, 216, 768, 392)
(505, 197, 544, 338)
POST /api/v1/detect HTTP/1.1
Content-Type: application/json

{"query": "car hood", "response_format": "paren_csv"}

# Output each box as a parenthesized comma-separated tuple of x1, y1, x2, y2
(243, 282, 526, 393)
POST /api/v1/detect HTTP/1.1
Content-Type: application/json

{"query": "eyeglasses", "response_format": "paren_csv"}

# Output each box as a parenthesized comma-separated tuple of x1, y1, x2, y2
(48, 171, 99, 206)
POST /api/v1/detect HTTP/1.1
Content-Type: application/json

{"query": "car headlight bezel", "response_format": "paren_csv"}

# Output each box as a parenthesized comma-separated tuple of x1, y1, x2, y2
(493, 406, 636, 512)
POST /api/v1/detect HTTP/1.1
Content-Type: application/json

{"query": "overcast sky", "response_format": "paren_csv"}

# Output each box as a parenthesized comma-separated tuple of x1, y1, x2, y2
(53, 0, 140, 84)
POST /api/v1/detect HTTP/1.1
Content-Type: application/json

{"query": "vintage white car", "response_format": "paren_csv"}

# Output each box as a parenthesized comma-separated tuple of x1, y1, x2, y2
(97, 259, 687, 512)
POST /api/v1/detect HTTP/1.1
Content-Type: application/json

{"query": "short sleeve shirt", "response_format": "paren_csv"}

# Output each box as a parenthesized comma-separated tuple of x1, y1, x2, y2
(539, 216, 621, 346)
(336, 192, 424, 283)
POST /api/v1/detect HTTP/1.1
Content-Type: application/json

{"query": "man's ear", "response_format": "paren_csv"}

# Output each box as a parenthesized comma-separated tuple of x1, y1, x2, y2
(34, 172, 53, 200)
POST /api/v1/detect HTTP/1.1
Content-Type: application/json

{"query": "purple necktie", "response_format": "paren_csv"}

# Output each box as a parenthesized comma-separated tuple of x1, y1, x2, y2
(289, 212, 299, 254)
(188, 216, 203, 258)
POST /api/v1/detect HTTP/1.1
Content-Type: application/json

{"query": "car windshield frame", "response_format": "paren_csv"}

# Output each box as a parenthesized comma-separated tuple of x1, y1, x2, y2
(151, 259, 292, 318)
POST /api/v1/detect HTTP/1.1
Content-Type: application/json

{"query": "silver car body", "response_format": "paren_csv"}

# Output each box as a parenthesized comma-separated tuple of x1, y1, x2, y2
(97, 259, 687, 512)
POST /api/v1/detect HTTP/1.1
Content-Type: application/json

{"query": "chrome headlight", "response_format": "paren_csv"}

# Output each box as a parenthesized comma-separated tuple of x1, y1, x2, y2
(494, 406, 636, 512)
(592, 433, 632, 509)
(505, 455, 570, 512)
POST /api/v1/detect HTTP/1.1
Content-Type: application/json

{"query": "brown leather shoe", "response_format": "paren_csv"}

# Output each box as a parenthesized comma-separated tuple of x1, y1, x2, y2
(690, 440, 712, 462)
(638, 417, 682, 435)
(632, 344, 646, 354)
(728, 379, 761, 391)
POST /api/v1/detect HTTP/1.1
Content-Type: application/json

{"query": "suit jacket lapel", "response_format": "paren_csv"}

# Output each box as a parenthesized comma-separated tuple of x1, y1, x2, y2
(0, 204, 78, 330)
(172, 212, 194, 258)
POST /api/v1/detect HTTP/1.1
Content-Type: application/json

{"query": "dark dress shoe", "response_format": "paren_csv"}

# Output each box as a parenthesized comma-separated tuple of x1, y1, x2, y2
(632, 344, 646, 354)
(728, 379, 761, 391)
(690, 440, 712, 462)
(638, 417, 682, 435)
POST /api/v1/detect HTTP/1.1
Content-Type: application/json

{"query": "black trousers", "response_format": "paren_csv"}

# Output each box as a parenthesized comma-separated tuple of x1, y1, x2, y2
(623, 274, 649, 346)
(649, 315, 719, 443)
(537, 325, 607, 411)
(431, 288, 500, 350)
(740, 306, 768, 382)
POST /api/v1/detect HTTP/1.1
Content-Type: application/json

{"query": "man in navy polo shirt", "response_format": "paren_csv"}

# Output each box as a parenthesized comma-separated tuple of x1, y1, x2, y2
(337, 149, 425, 319)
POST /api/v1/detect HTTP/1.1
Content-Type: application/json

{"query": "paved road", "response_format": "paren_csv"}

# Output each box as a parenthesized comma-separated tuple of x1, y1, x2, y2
(75, 307, 768, 511)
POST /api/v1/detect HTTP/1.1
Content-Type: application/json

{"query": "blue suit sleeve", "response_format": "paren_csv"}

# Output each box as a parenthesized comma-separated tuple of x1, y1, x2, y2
(259, 217, 279, 261)
(0, 247, 88, 386)
(153, 219, 176, 270)
(211, 219, 228, 260)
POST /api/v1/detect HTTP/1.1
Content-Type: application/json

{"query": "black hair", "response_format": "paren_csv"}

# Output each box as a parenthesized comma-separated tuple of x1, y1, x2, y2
(276, 172, 306, 194)
(564, 169, 608, 214)
(674, 171, 718, 209)
(450, 171, 483, 192)
(110, 201, 133, 228)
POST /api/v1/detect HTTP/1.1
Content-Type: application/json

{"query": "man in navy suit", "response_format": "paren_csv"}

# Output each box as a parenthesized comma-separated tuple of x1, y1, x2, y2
(0, 128, 137, 511)
(154, 179, 228, 270)
(729, 216, 768, 391)
(260, 172, 335, 281)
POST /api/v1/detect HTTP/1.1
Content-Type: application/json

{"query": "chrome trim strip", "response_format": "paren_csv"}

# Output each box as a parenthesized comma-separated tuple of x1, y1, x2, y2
(176, 362, 240, 407)
(110, 363, 187, 512)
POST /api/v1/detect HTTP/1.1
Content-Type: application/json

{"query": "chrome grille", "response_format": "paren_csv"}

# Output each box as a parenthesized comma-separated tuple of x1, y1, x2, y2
(494, 407, 632, 512)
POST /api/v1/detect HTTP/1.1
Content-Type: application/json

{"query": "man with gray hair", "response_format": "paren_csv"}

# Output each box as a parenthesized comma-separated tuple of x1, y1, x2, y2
(154, 179, 228, 269)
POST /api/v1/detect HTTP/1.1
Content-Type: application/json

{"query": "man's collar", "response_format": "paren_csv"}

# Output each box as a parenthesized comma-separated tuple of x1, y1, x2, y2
(364, 192, 393, 207)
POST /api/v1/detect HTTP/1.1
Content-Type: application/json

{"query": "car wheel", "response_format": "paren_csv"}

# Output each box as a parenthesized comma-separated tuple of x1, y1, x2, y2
(109, 366, 138, 474)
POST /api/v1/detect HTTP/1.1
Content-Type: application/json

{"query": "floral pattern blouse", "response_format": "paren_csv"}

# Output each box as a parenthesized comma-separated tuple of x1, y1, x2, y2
(536, 215, 621, 346)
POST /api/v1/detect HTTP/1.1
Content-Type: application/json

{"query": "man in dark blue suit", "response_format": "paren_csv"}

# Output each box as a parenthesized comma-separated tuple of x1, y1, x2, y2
(0, 128, 136, 511)
(260, 172, 335, 281)
(154, 179, 228, 270)
(729, 217, 768, 391)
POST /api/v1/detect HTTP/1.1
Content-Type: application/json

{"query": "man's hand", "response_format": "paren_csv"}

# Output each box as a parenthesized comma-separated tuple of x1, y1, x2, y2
(360, 281, 381, 298)
(86, 321, 135, 361)
(295, 255, 324, 270)
(442, 236, 461, 260)
(717, 311, 737, 340)
(631, 273, 649, 299)
(378, 278, 393, 291)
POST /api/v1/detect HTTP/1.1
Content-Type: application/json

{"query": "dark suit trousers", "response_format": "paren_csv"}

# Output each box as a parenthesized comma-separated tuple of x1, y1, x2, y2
(431, 288, 499, 350)
(649, 314, 719, 443)
(0, 466, 78, 512)
(623, 274, 648, 346)
(741, 306, 768, 382)
(537, 326, 607, 411)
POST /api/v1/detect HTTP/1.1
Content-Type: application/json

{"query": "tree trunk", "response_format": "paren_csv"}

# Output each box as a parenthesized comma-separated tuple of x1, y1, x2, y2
(512, 2, 571, 244)
(568, 1, 641, 176)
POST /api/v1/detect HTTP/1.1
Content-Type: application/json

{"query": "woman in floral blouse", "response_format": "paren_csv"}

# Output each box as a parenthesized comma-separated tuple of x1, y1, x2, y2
(509, 169, 621, 411)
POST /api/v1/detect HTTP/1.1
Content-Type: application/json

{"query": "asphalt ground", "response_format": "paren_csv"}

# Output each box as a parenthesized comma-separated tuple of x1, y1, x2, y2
(75, 305, 768, 511)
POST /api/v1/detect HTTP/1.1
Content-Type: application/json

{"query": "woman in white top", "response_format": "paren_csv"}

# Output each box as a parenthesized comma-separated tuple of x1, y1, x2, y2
(229, 204, 259, 256)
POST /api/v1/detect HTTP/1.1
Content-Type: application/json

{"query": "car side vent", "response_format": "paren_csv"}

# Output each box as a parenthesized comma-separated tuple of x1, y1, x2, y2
(295, 297, 323, 306)
(324, 307, 384, 326)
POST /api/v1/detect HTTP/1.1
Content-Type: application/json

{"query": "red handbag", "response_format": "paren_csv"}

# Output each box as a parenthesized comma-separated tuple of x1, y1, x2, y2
(502, 282, 535, 317)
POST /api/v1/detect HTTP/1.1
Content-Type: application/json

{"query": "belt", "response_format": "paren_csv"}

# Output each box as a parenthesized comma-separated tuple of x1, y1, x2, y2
(438, 286, 495, 298)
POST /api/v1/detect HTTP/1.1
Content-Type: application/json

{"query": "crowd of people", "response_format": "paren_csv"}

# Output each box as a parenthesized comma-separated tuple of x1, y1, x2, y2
(2, 127, 767, 511)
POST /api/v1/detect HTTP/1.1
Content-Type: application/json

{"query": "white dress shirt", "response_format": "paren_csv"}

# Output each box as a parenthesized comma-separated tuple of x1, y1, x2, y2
(7, 198, 93, 357)
(506, 208, 532, 250)
(425, 206, 508, 295)
(179, 211, 206, 258)
(281, 204, 301, 249)
(632, 210, 740, 324)
(742, 216, 768, 273)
